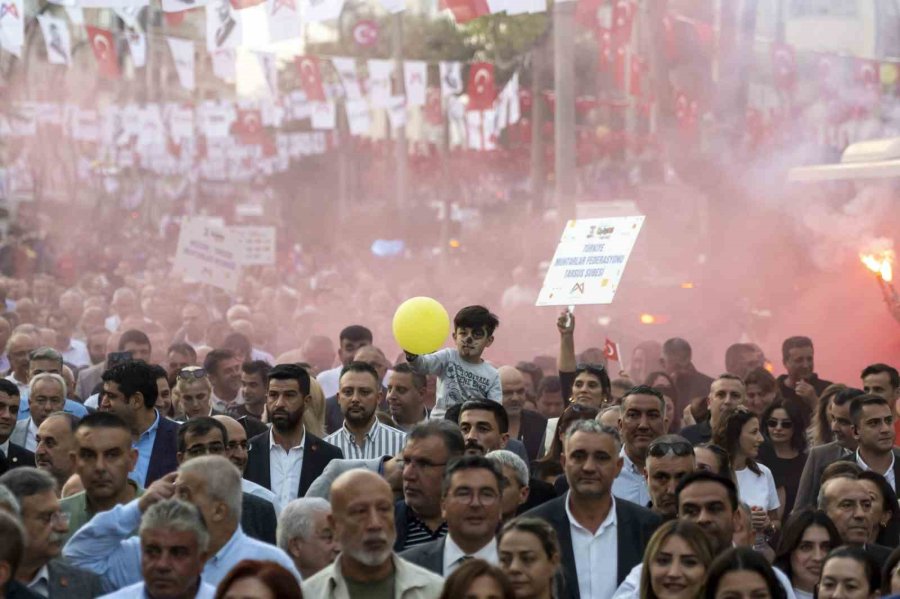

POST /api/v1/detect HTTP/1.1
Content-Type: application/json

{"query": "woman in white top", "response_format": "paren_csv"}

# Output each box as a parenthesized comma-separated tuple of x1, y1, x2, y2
(713, 406, 781, 542)
(774, 510, 842, 599)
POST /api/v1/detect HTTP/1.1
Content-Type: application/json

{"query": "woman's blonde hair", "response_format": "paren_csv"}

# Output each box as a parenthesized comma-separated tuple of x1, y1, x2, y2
(639, 520, 715, 599)
(303, 375, 326, 438)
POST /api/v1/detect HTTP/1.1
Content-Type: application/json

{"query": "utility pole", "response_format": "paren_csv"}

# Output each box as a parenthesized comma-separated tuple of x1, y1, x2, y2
(553, 0, 576, 220)
(392, 12, 407, 208)
(529, 43, 544, 210)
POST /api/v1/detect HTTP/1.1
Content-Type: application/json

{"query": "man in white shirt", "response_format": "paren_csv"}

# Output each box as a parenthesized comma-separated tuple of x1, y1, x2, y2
(204, 350, 243, 413)
(47, 311, 90, 369)
(399, 455, 503, 575)
(613, 385, 668, 506)
(847, 395, 900, 493)
(277, 498, 339, 580)
(316, 325, 373, 398)
(98, 498, 216, 599)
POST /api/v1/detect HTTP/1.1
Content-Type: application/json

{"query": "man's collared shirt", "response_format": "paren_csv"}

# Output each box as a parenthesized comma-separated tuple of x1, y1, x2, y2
(98, 579, 217, 599)
(0, 439, 8, 457)
(324, 419, 406, 460)
(24, 418, 37, 452)
(130, 410, 161, 488)
(210, 389, 243, 414)
(401, 504, 448, 550)
(856, 449, 897, 491)
(612, 447, 651, 506)
(26, 564, 49, 598)
(61, 339, 91, 369)
(566, 491, 618, 599)
(270, 428, 305, 507)
(443, 535, 498, 576)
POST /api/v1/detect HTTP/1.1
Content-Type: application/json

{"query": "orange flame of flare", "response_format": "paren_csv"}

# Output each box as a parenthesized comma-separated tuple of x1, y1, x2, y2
(860, 251, 894, 283)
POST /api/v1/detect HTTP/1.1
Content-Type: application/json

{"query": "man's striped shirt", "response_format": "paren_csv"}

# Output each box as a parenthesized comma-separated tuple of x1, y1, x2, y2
(324, 419, 407, 460)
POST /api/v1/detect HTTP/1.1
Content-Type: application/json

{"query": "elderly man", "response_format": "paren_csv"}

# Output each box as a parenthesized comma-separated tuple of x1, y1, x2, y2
(0, 509, 36, 598)
(212, 415, 280, 512)
(302, 469, 443, 598)
(0, 468, 103, 597)
(498, 366, 547, 462)
(34, 413, 78, 494)
(4, 333, 37, 397)
(63, 456, 299, 590)
(486, 449, 531, 522)
(12, 374, 69, 452)
(278, 498, 339, 579)
(97, 499, 215, 599)
(15, 348, 88, 424)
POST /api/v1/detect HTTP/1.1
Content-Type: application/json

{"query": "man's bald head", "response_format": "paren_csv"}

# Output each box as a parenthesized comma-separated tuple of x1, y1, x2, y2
(331, 469, 391, 513)
(213, 415, 248, 472)
(329, 469, 395, 568)
(352, 346, 388, 382)
(499, 366, 528, 418)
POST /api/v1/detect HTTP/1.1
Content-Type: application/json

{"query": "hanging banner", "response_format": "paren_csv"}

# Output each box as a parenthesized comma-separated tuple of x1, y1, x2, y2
(113, 4, 145, 27)
(173, 219, 241, 293)
(296, 56, 326, 101)
(37, 15, 71, 65)
(346, 99, 371, 136)
(256, 52, 278, 97)
(125, 28, 146, 67)
(493, 72, 520, 131)
(0, 0, 24, 58)
(536, 216, 645, 306)
(211, 48, 236, 82)
(86, 26, 120, 79)
(266, 0, 299, 42)
(466, 62, 496, 111)
(207, 0, 241, 52)
(367, 59, 394, 108)
(332, 57, 362, 101)
(439, 61, 463, 98)
(167, 37, 195, 90)
(386, 95, 407, 130)
(311, 101, 336, 130)
(404, 60, 427, 106)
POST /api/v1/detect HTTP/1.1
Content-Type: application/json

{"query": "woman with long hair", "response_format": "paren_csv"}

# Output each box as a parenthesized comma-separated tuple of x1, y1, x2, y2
(214, 560, 302, 599)
(810, 384, 847, 447)
(817, 546, 880, 599)
(498, 517, 561, 599)
(439, 559, 516, 599)
(758, 398, 809, 515)
(704, 546, 786, 599)
(713, 407, 781, 544)
(639, 520, 714, 599)
(773, 510, 841, 599)
(694, 443, 735, 483)
(880, 546, 900, 596)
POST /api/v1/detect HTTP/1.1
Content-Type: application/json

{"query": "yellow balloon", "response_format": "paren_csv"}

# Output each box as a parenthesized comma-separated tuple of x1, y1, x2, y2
(392, 297, 450, 355)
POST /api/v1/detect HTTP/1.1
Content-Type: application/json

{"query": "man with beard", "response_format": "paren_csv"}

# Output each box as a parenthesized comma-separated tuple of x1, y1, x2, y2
(324, 346, 390, 435)
(302, 469, 443, 598)
(613, 386, 668, 506)
(777, 336, 833, 415)
(324, 362, 406, 460)
(0, 468, 103, 597)
(34, 413, 78, 494)
(244, 364, 343, 506)
(96, 499, 215, 599)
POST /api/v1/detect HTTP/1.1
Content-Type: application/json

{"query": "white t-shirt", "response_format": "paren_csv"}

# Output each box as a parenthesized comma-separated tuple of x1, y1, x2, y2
(408, 348, 502, 412)
(735, 463, 780, 511)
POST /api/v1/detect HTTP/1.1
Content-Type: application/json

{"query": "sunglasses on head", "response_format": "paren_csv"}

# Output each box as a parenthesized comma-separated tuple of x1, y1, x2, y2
(648, 440, 694, 458)
(766, 418, 793, 429)
(177, 367, 207, 380)
(575, 362, 606, 378)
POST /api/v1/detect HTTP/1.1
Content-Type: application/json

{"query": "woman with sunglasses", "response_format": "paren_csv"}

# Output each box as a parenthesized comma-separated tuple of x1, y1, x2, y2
(758, 398, 808, 515)
(773, 510, 841, 599)
(713, 407, 781, 549)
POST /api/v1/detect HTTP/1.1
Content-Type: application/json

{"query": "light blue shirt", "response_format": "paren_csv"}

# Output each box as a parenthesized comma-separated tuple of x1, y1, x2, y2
(17, 396, 89, 421)
(99, 580, 216, 599)
(130, 410, 160, 488)
(611, 448, 651, 507)
(63, 499, 301, 591)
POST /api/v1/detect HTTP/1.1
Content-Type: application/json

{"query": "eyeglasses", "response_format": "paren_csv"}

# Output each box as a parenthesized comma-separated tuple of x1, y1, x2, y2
(766, 419, 793, 429)
(449, 488, 499, 505)
(36, 510, 70, 526)
(648, 440, 694, 458)
(185, 442, 226, 457)
(177, 367, 207, 380)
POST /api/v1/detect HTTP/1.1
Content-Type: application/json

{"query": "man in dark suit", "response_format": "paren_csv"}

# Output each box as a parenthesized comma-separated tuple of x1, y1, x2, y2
(400, 455, 503, 575)
(101, 360, 178, 487)
(819, 473, 893, 569)
(794, 388, 862, 512)
(499, 366, 547, 462)
(0, 468, 103, 597)
(0, 379, 34, 470)
(524, 420, 660, 599)
(838, 394, 900, 496)
(244, 364, 343, 504)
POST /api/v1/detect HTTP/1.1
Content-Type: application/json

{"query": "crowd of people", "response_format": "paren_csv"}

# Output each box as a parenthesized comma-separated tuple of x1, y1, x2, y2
(0, 243, 899, 599)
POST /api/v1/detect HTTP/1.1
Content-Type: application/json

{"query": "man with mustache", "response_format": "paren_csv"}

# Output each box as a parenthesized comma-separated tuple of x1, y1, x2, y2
(302, 469, 443, 598)
(244, 364, 343, 506)
(60, 412, 141, 542)
(614, 386, 668, 506)
(0, 468, 103, 597)
(97, 499, 215, 599)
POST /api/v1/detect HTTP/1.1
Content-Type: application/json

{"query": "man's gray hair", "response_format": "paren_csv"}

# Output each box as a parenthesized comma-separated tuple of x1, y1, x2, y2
(0, 467, 57, 500)
(29, 372, 67, 399)
(564, 419, 622, 453)
(277, 497, 331, 551)
(140, 498, 209, 552)
(486, 450, 529, 488)
(178, 456, 242, 520)
(0, 484, 21, 515)
(29, 347, 63, 367)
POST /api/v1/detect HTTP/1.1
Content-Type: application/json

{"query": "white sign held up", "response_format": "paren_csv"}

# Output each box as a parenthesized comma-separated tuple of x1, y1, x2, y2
(536, 216, 644, 306)
(173, 219, 240, 292)
(232, 226, 276, 265)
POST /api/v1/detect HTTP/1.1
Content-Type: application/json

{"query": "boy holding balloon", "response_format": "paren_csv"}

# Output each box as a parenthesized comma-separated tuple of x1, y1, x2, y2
(398, 303, 503, 420)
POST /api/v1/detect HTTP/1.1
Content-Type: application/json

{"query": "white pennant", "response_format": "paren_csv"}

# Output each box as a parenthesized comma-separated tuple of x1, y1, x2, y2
(403, 60, 426, 107)
(211, 48, 236, 82)
(345, 99, 371, 136)
(37, 15, 71, 65)
(0, 0, 24, 58)
(367, 59, 393, 108)
(439, 61, 463, 98)
(466, 110, 482, 150)
(64, 6, 84, 24)
(266, 0, 300, 43)
(114, 4, 146, 28)
(386, 95, 406, 130)
(166, 37, 195, 90)
(125, 28, 146, 67)
(311, 101, 336, 130)
(493, 72, 520, 132)
(256, 52, 279, 98)
(378, 0, 404, 12)
(332, 57, 362, 101)
(304, 0, 344, 22)
(206, 0, 242, 52)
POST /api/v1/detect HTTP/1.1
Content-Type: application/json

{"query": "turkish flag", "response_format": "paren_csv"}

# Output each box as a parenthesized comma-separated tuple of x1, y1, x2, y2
(597, 28, 614, 71)
(232, 108, 264, 145)
(611, 0, 635, 44)
(603, 338, 620, 363)
(296, 56, 326, 102)
(466, 62, 496, 111)
(442, 0, 489, 23)
(771, 43, 796, 91)
(86, 26, 119, 79)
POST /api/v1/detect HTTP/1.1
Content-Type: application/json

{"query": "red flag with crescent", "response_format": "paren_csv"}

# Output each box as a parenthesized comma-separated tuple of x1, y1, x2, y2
(466, 62, 496, 111)
(232, 108, 266, 145)
(441, 0, 489, 23)
(86, 26, 119, 79)
(603, 338, 620, 363)
(296, 56, 326, 102)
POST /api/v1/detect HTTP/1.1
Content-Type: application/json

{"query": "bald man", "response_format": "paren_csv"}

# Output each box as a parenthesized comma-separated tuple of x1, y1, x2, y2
(213, 415, 281, 514)
(499, 366, 548, 462)
(302, 470, 443, 597)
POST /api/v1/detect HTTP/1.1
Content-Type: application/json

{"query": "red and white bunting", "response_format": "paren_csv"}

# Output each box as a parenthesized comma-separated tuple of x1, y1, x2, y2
(166, 37, 195, 90)
(466, 62, 496, 111)
(0, 0, 24, 57)
(442, 0, 489, 23)
(296, 56, 327, 102)
(305, 0, 344, 22)
(386, 95, 407, 130)
(345, 99, 371, 136)
(332, 57, 363, 101)
(86, 26, 120, 79)
(256, 52, 279, 98)
(311, 101, 336, 130)
(212, 48, 236, 82)
(404, 60, 427, 106)
(266, 0, 299, 42)
(125, 28, 146, 68)
(367, 59, 394, 108)
(37, 14, 71, 65)
(439, 61, 463, 98)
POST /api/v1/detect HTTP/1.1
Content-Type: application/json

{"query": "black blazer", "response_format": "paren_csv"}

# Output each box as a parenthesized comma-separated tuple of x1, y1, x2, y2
(519, 477, 557, 514)
(839, 449, 900, 495)
(523, 495, 661, 599)
(7, 442, 35, 469)
(518, 410, 548, 463)
(244, 429, 344, 498)
(398, 537, 446, 575)
(241, 492, 277, 544)
(146, 415, 180, 487)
